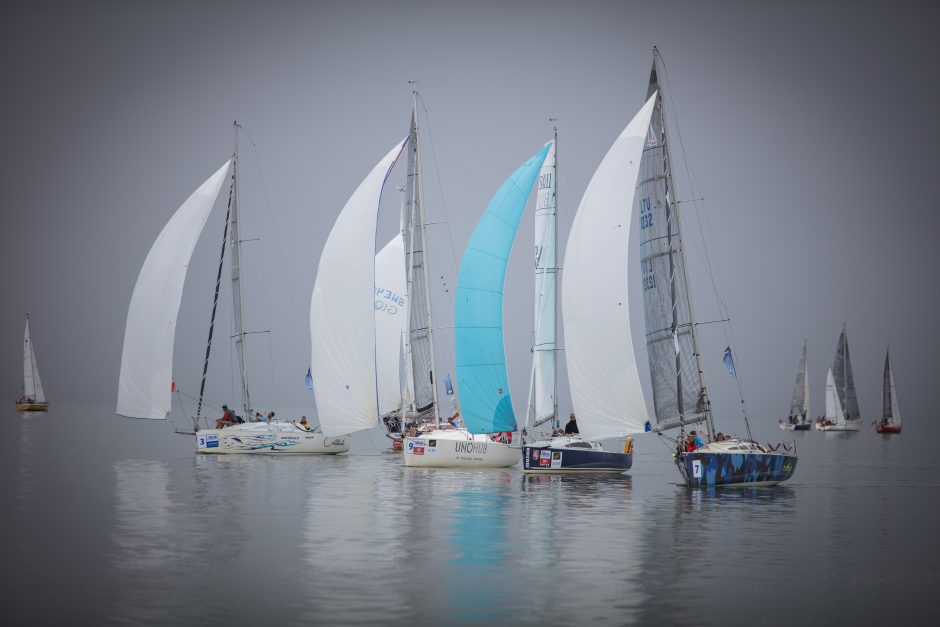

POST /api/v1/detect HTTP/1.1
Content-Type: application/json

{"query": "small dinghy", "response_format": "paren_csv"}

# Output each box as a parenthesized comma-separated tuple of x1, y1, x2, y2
(780, 341, 810, 430)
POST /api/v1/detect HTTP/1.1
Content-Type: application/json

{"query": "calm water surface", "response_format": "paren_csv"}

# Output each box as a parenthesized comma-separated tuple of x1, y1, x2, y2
(2, 402, 936, 626)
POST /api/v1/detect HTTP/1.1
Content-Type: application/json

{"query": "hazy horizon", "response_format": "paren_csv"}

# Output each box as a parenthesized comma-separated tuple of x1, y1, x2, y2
(2, 0, 938, 439)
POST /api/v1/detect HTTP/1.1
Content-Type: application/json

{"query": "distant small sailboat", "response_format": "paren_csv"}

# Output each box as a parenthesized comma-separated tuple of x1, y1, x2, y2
(817, 324, 860, 431)
(780, 341, 810, 430)
(875, 348, 902, 434)
(15, 314, 48, 412)
(118, 123, 349, 454)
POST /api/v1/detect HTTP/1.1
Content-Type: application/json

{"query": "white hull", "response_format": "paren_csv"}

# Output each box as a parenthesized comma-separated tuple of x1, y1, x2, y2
(403, 429, 518, 468)
(817, 420, 860, 432)
(196, 421, 350, 454)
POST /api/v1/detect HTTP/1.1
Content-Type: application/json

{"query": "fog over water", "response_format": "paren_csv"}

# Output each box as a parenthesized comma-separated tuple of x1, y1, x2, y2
(1, 1, 938, 624)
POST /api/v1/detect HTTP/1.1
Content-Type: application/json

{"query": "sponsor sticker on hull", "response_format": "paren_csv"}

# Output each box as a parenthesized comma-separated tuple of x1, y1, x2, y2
(197, 434, 219, 449)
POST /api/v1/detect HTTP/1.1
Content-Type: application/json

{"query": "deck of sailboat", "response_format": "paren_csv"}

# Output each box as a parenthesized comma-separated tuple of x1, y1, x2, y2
(14, 401, 48, 412)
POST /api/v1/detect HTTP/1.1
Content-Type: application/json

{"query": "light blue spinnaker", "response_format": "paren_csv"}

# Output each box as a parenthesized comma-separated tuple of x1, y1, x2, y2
(455, 143, 553, 434)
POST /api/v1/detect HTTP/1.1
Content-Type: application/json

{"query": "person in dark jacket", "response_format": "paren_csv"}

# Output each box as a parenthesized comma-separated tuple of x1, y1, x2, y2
(564, 413, 579, 435)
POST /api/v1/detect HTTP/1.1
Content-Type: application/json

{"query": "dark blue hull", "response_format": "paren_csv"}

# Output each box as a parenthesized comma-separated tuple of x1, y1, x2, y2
(678, 451, 797, 487)
(522, 446, 632, 474)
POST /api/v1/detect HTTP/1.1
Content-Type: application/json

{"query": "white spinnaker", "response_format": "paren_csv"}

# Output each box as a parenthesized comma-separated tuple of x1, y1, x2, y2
(117, 161, 231, 419)
(23, 317, 45, 402)
(532, 141, 556, 426)
(824, 367, 845, 426)
(562, 94, 657, 442)
(310, 139, 407, 437)
(375, 234, 407, 416)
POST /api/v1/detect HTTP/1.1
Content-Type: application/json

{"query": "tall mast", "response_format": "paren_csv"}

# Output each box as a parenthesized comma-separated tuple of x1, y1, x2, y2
(230, 121, 252, 419)
(403, 91, 441, 423)
(652, 47, 714, 440)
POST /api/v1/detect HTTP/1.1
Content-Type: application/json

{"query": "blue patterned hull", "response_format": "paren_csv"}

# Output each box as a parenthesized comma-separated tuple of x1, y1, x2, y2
(678, 451, 797, 487)
(522, 446, 632, 474)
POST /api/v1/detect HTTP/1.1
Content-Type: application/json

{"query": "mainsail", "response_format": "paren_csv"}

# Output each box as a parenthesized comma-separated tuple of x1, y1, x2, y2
(882, 349, 901, 426)
(638, 57, 709, 433)
(531, 139, 557, 427)
(562, 94, 657, 443)
(833, 324, 859, 422)
(310, 139, 407, 437)
(789, 341, 808, 420)
(117, 161, 231, 419)
(402, 105, 436, 414)
(455, 143, 552, 435)
(22, 316, 45, 403)
(375, 234, 407, 416)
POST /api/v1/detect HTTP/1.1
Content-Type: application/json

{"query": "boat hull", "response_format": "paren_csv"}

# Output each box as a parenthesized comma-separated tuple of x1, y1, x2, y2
(14, 402, 48, 412)
(402, 435, 518, 468)
(817, 420, 860, 432)
(195, 423, 350, 454)
(779, 422, 810, 431)
(678, 451, 797, 487)
(522, 445, 631, 474)
(875, 423, 902, 434)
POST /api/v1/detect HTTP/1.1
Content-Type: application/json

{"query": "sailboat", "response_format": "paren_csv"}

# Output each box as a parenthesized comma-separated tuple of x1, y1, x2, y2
(780, 341, 811, 430)
(638, 49, 796, 486)
(15, 314, 48, 412)
(522, 119, 644, 474)
(817, 324, 860, 431)
(875, 348, 902, 434)
(403, 138, 551, 468)
(118, 122, 349, 454)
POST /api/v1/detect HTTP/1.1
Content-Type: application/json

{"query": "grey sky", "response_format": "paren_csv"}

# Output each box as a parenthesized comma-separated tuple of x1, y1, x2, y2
(2, 0, 937, 436)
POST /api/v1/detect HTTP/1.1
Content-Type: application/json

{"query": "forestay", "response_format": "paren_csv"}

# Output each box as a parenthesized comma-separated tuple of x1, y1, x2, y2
(375, 234, 407, 416)
(532, 141, 557, 426)
(117, 161, 231, 419)
(455, 143, 552, 435)
(23, 317, 45, 403)
(562, 94, 657, 442)
(310, 139, 407, 437)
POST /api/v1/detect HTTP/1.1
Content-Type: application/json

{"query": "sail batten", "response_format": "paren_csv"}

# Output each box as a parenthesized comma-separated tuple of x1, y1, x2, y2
(117, 161, 231, 419)
(562, 95, 657, 442)
(310, 139, 408, 437)
(455, 144, 552, 435)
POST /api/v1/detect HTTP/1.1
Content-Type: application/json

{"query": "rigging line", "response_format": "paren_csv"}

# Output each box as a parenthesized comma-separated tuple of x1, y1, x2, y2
(658, 49, 751, 437)
(240, 124, 306, 379)
(415, 92, 461, 285)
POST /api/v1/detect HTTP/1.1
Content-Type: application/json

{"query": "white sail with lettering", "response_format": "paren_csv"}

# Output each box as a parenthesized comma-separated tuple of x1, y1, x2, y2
(375, 234, 407, 416)
(532, 141, 557, 426)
